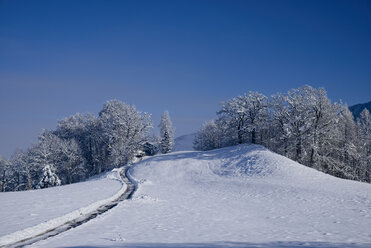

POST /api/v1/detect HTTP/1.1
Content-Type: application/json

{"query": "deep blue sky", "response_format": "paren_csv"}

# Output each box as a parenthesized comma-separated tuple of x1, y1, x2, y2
(1, 0, 370, 158)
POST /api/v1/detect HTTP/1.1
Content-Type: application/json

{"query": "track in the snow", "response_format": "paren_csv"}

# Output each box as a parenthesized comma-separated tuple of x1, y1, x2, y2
(3, 166, 136, 248)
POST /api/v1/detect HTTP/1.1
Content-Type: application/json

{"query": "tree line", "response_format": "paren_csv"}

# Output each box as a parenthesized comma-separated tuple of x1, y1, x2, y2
(194, 85, 370, 182)
(0, 100, 174, 192)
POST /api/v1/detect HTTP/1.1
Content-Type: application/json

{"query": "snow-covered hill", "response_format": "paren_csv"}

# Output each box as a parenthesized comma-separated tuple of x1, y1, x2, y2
(28, 144, 370, 248)
(173, 133, 196, 151)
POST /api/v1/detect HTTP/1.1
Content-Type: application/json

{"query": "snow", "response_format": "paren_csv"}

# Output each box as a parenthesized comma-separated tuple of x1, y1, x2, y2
(173, 133, 195, 151)
(29, 144, 370, 248)
(0, 168, 125, 246)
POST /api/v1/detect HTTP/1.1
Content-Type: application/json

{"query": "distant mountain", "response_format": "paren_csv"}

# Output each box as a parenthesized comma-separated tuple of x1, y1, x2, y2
(349, 101, 371, 119)
(173, 133, 196, 152)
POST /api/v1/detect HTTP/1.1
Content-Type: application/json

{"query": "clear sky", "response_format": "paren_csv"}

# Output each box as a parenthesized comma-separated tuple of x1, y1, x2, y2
(1, 0, 370, 158)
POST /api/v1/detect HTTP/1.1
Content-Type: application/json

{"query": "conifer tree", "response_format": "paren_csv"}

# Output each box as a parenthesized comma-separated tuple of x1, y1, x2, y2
(159, 111, 174, 154)
(37, 164, 61, 189)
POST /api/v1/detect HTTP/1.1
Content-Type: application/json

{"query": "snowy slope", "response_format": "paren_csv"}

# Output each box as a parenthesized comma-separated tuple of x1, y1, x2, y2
(33, 144, 371, 248)
(173, 133, 195, 151)
(0, 169, 123, 242)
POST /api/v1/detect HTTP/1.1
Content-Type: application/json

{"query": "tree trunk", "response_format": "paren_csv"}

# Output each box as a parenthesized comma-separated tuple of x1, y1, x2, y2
(237, 122, 243, 144)
(1, 171, 6, 192)
(296, 137, 302, 162)
(309, 148, 315, 168)
(251, 129, 256, 144)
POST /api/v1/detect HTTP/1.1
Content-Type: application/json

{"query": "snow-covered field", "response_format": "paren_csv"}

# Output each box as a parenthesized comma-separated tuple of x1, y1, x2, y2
(0, 169, 124, 246)
(16, 144, 370, 248)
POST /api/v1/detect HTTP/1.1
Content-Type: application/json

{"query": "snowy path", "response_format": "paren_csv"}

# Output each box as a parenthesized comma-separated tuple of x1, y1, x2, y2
(0, 173, 123, 237)
(0, 166, 136, 248)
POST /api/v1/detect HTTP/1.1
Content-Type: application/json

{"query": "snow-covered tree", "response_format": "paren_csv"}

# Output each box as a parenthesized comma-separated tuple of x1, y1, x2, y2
(37, 164, 61, 189)
(194, 120, 222, 151)
(159, 111, 174, 154)
(357, 108, 371, 181)
(21, 130, 67, 189)
(99, 100, 152, 167)
(193, 85, 371, 182)
(9, 149, 32, 191)
(357, 108, 371, 155)
(270, 86, 344, 173)
(55, 113, 104, 176)
(217, 92, 268, 144)
(270, 94, 290, 156)
(53, 137, 86, 184)
(284, 86, 314, 162)
(0, 155, 14, 192)
(338, 106, 359, 165)
(304, 87, 340, 169)
(2, 99, 157, 192)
